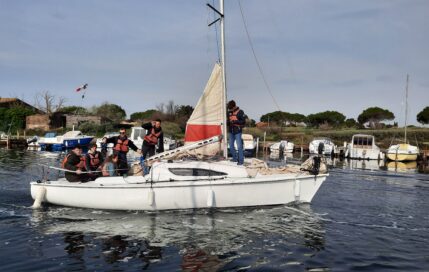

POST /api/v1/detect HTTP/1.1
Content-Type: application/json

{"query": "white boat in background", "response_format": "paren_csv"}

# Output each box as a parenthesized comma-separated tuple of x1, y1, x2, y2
(386, 143, 419, 161)
(163, 136, 177, 151)
(345, 134, 384, 160)
(30, 0, 328, 211)
(270, 140, 294, 153)
(386, 75, 419, 162)
(95, 132, 120, 148)
(36, 130, 94, 151)
(229, 133, 258, 157)
(309, 137, 336, 156)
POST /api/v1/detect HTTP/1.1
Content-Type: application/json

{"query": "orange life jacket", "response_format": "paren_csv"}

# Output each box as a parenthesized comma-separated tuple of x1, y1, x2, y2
(61, 153, 86, 170)
(114, 137, 129, 152)
(229, 107, 243, 127)
(144, 128, 161, 145)
(88, 152, 101, 168)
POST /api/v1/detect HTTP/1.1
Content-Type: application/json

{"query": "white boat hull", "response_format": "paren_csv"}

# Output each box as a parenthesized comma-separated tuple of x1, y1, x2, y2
(386, 144, 419, 162)
(31, 173, 327, 211)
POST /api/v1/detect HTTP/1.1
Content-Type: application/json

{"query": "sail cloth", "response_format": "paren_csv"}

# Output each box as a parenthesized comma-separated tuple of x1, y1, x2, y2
(184, 63, 223, 155)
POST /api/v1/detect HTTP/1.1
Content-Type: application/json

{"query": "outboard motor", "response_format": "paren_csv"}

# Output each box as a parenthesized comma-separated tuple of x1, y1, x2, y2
(317, 142, 324, 155)
(27, 135, 38, 144)
(310, 156, 321, 175)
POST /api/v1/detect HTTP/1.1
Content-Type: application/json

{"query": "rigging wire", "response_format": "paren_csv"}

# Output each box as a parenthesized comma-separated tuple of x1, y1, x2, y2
(212, 0, 221, 63)
(237, 0, 282, 112)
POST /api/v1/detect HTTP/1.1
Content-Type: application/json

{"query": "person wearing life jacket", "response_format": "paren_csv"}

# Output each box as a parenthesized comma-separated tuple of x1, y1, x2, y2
(63, 145, 88, 182)
(105, 127, 141, 176)
(227, 100, 246, 165)
(141, 119, 164, 160)
(85, 143, 104, 180)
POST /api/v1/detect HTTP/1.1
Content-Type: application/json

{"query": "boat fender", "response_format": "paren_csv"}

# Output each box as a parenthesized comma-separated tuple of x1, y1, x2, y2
(32, 186, 46, 209)
(207, 189, 215, 207)
(294, 180, 300, 201)
(148, 190, 155, 206)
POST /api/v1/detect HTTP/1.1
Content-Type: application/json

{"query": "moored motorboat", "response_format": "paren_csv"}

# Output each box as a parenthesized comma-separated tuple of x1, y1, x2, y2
(309, 137, 336, 156)
(345, 134, 384, 160)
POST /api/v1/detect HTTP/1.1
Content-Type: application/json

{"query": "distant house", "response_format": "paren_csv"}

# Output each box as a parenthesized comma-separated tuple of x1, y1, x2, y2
(26, 114, 50, 130)
(26, 112, 110, 131)
(256, 122, 268, 128)
(0, 97, 44, 114)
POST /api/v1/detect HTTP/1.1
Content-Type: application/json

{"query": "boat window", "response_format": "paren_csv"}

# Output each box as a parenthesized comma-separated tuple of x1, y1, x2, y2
(353, 138, 358, 145)
(362, 137, 367, 146)
(168, 168, 227, 176)
(368, 138, 373, 146)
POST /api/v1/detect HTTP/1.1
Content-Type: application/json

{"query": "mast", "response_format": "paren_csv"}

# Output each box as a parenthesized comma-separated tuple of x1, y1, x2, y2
(220, 0, 228, 158)
(404, 74, 409, 143)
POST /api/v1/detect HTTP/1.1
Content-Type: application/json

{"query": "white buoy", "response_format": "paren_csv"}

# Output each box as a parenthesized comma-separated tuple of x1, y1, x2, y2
(148, 189, 155, 206)
(207, 189, 215, 207)
(32, 186, 46, 209)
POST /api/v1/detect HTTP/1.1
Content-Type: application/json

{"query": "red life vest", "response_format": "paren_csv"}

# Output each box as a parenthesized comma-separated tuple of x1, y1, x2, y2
(114, 137, 129, 152)
(144, 128, 161, 145)
(229, 107, 243, 127)
(88, 152, 101, 168)
(61, 154, 86, 170)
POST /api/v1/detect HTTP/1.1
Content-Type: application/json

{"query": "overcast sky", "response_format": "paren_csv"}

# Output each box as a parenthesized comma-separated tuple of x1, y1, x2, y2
(1, 0, 428, 125)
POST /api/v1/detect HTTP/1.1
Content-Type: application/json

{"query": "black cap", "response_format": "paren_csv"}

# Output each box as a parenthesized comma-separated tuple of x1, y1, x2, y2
(73, 144, 82, 150)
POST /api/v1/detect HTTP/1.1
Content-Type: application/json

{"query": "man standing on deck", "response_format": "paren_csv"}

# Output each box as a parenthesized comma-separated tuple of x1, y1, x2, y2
(141, 119, 164, 159)
(227, 100, 246, 165)
(105, 127, 141, 176)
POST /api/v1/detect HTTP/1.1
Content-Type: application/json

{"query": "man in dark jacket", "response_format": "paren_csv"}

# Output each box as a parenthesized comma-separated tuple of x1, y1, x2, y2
(141, 119, 164, 159)
(64, 145, 88, 182)
(105, 127, 141, 176)
(227, 100, 246, 165)
(85, 143, 104, 180)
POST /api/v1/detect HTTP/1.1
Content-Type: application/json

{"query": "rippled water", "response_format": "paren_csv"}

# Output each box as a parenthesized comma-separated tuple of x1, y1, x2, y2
(1, 148, 429, 271)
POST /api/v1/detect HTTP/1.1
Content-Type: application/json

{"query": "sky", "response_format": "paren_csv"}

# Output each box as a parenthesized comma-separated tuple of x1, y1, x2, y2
(0, 0, 428, 125)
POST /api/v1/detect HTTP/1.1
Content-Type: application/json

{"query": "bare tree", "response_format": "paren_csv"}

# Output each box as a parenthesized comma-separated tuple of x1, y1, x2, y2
(34, 91, 66, 116)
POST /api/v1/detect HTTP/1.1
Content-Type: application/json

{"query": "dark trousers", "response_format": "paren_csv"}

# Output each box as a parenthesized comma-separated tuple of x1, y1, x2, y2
(142, 144, 155, 159)
(116, 152, 128, 176)
(142, 144, 156, 175)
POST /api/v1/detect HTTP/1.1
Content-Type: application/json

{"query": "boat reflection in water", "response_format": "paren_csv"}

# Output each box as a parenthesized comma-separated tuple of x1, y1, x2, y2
(30, 204, 325, 269)
(386, 161, 418, 173)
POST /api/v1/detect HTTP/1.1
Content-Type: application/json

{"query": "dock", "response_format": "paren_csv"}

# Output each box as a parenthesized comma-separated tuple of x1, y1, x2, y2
(0, 135, 28, 148)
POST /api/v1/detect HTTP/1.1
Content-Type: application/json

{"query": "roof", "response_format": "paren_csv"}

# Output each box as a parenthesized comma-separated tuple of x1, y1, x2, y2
(0, 97, 45, 114)
(0, 98, 18, 103)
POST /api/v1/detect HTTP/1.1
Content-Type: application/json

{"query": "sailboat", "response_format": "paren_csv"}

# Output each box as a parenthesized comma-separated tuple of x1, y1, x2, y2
(386, 75, 419, 161)
(30, 0, 328, 211)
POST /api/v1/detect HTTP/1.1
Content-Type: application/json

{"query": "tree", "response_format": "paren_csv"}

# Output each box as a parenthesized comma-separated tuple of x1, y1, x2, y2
(175, 105, 194, 118)
(34, 91, 66, 116)
(58, 106, 88, 115)
(93, 103, 126, 122)
(130, 109, 157, 121)
(0, 106, 34, 132)
(306, 111, 346, 128)
(343, 118, 359, 128)
(357, 107, 394, 128)
(417, 106, 429, 125)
